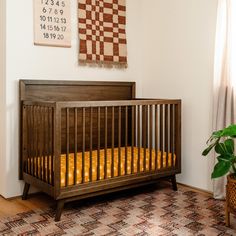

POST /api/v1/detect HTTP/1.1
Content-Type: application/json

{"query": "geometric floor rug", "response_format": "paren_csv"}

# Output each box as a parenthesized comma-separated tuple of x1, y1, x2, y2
(0, 183, 235, 236)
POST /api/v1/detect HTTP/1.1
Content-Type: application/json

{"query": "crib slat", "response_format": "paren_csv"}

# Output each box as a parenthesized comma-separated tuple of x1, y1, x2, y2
(170, 104, 174, 168)
(137, 105, 141, 173)
(51, 108, 54, 185)
(66, 108, 69, 187)
(118, 106, 121, 176)
(40, 107, 44, 180)
(82, 107, 86, 183)
(165, 105, 169, 164)
(28, 106, 33, 175)
(111, 106, 115, 178)
(174, 105, 177, 169)
(131, 106, 135, 174)
(174, 104, 178, 169)
(104, 107, 107, 179)
(35, 106, 39, 178)
(175, 103, 181, 171)
(38, 107, 43, 180)
(47, 108, 52, 184)
(50, 107, 54, 184)
(125, 106, 128, 175)
(54, 104, 61, 193)
(36, 107, 40, 178)
(47, 108, 50, 183)
(155, 105, 158, 170)
(24, 106, 28, 174)
(23, 106, 28, 174)
(32, 106, 35, 177)
(45, 107, 50, 183)
(90, 107, 93, 182)
(22, 105, 26, 173)
(160, 105, 163, 169)
(33, 106, 36, 177)
(42, 107, 46, 182)
(97, 107, 100, 181)
(143, 105, 147, 171)
(46, 107, 50, 184)
(149, 105, 153, 171)
(74, 108, 78, 185)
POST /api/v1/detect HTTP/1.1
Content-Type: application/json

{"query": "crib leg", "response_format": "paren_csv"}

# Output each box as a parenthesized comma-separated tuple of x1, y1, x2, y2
(171, 175, 178, 191)
(55, 200, 65, 222)
(22, 183, 30, 200)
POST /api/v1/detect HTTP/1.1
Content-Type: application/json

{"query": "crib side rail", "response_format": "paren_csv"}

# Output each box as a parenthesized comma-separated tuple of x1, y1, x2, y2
(21, 101, 56, 187)
(55, 99, 181, 108)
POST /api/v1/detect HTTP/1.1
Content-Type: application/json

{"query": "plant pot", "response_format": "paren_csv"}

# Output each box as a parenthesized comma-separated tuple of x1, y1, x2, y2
(225, 174, 236, 227)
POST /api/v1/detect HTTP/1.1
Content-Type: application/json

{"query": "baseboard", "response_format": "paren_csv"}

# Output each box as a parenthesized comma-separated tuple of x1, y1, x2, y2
(177, 182, 213, 197)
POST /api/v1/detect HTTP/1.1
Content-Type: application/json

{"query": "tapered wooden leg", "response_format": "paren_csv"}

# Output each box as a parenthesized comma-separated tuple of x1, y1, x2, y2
(55, 200, 65, 222)
(171, 175, 178, 191)
(22, 183, 30, 200)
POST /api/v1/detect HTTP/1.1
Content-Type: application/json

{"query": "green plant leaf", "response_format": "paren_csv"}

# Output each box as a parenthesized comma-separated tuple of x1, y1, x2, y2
(222, 125, 236, 137)
(215, 142, 227, 155)
(211, 161, 231, 178)
(225, 139, 234, 154)
(212, 130, 223, 139)
(210, 125, 236, 139)
(202, 138, 220, 156)
(217, 154, 234, 162)
(202, 143, 216, 156)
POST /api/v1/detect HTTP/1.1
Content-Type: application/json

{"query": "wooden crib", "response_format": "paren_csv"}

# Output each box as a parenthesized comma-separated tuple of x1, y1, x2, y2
(19, 80, 181, 221)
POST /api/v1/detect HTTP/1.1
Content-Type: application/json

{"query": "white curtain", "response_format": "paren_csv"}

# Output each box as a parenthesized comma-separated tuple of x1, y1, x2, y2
(213, 0, 236, 199)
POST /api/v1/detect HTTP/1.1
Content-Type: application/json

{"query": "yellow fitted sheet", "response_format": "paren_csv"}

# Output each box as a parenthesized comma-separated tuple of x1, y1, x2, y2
(60, 147, 176, 187)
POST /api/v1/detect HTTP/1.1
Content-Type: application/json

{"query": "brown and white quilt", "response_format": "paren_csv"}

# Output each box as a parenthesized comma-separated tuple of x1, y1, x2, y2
(78, 0, 127, 67)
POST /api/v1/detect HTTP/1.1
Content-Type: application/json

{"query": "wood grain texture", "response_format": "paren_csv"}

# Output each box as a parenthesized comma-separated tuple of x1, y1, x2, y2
(20, 80, 135, 102)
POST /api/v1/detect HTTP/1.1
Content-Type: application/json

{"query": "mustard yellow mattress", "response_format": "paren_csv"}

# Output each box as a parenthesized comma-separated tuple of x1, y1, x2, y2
(60, 147, 176, 186)
(30, 147, 176, 187)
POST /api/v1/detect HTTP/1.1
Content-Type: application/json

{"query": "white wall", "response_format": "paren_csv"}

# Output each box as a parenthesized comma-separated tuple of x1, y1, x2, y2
(1, 0, 218, 198)
(0, 0, 6, 195)
(141, 0, 218, 192)
(2, 0, 144, 198)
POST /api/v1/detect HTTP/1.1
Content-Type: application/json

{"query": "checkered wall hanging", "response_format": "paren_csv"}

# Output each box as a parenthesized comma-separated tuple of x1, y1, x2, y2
(78, 0, 127, 67)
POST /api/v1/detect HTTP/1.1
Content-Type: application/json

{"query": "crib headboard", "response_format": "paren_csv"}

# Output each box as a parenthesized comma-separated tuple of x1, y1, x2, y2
(20, 80, 136, 101)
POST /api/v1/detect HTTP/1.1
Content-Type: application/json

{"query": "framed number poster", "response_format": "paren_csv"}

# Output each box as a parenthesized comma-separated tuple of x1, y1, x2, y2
(34, 0, 71, 47)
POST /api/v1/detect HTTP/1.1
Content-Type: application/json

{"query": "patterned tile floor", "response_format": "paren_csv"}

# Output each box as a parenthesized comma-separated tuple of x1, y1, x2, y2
(0, 182, 235, 235)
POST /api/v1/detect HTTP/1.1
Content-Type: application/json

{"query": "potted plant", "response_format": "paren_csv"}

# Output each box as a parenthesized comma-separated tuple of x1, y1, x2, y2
(202, 124, 236, 227)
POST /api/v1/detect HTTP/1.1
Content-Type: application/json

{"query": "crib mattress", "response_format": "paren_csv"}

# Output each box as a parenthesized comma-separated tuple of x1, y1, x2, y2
(60, 147, 176, 186)
(29, 147, 176, 187)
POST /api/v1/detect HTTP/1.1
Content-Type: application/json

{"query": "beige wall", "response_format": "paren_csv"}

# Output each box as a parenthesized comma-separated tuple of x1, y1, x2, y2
(0, 0, 6, 195)
(141, 0, 218, 191)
